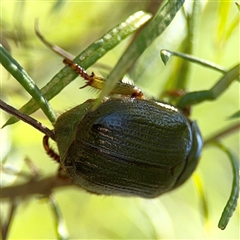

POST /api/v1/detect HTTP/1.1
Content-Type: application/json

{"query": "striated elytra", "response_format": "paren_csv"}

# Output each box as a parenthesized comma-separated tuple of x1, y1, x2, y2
(54, 97, 203, 198)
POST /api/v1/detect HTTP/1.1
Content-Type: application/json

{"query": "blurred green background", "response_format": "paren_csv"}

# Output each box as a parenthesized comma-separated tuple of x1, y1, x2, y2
(1, 1, 239, 239)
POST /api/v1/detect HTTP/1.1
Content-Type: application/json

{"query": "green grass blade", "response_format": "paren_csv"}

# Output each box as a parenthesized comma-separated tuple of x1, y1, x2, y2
(5, 11, 151, 125)
(48, 195, 69, 240)
(177, 64, 240, 109)
(160, 49, 227, 74)
(216, 2, 231, 46)
(193, 173, 209, 228)
(0, 44, 56, 123)
(98, 0, 185, 102)
(211, 142, 239, 230)
(161, 0, 201, 93)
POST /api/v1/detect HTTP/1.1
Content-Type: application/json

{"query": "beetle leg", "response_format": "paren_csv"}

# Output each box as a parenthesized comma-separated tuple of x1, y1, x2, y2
(43, 135, 60, 163)
(63, 58, 98, 86)
(63, 58, 144, 99)
(43, 136, 72, 181)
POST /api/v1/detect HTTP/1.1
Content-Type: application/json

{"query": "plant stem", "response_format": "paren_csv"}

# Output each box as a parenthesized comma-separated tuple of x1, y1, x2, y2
(204, 122, 240, 145)
(0, 100, 55, 140)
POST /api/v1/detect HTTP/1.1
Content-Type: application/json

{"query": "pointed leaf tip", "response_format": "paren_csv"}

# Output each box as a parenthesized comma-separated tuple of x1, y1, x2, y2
(160, 49, 172, 65)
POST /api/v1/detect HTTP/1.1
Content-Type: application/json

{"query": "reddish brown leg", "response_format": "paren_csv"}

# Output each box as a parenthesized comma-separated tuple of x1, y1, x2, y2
(63, 58, 144, 99)
(43, 135, 60, 163)
(63, 58, 96, 88)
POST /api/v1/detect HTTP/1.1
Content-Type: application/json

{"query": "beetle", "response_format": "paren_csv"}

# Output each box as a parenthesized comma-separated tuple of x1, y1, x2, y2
(43, 57, 203, 198)
(0, 4, 238, 238)
(1, 53, 238, 233)
(40, 56, 238, 231)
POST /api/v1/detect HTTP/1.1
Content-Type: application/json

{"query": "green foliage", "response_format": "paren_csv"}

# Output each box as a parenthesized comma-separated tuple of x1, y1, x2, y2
(0, 45, 56, 123)
(3, 11, 151, 125)
(1, 1, 239, 239)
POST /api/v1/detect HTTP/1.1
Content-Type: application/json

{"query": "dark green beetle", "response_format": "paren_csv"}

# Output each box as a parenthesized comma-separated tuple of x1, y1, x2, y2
(54, 95, 203, 198)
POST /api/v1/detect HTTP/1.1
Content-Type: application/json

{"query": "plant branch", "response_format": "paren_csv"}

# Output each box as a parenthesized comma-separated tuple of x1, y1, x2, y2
(1, 175, 74, 199)
(1, 200, 18, 240)
(0, 100, 55, 140)
(204, 122, 240, 145)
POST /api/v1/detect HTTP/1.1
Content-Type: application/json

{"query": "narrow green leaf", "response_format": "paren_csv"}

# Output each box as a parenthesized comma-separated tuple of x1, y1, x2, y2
(177, 64, 240, 109)
(216, 2, 239, 46)
(0, 44, 56, 123)
(161, 0, 201, 93)
(224, 16, 239, 43)
(160, 49, 227, 74)
(193, 173, 209, 227)
(48, 195, 69, 240)
(228, 110, 240, 119)
(99, 0, 185, 102)
(216, 2, 231, 45)
(5, 11, 151, 125)
(210, 142, 239, 230)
